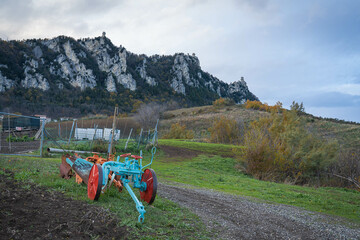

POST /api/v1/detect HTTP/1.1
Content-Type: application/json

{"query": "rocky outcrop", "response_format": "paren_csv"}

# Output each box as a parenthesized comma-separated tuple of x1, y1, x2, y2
(61, 41, 97, 90)
(0, 65, 14, 92)
(138, 59, 156, 86)
(21, 58, 50, 91)
(82, 36, 136, 91)
(170, 54, 200, 94)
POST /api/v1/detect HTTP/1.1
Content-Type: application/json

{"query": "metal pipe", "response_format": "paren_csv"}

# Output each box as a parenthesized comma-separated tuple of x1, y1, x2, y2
(0, 111, 40, 120)
(47, 147, 100, 154)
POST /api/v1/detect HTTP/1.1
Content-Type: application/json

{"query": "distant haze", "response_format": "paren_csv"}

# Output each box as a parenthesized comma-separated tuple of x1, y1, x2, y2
(1, 0, 359, 122)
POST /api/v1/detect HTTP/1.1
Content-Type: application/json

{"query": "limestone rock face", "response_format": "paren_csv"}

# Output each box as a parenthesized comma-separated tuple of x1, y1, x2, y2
(0, 34, 258, 107)
(170, 54, 201, 94)
(0, 66, 14, 92)
(42, 38, 61, 52)
(228, 77, 258, 103)
(20, 58, 50, 91)
(105, 74, 116, 92)
(138, 59, 156, 86)
(33, 46, 43, 59)
(54, 41, 97, 90)
(81, 37, 136, 91)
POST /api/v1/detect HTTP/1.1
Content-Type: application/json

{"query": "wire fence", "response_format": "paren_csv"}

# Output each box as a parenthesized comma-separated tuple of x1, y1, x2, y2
(0, 112, 45, 157)
(0, 112, 158, 157)
(43, 118, 159, 156)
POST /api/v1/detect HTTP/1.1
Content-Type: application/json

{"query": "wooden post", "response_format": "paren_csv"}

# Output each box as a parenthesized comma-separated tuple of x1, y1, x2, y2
(109, 107, 118, 156)
(125, 128, 133, 150)
(137, 128, 143, 149)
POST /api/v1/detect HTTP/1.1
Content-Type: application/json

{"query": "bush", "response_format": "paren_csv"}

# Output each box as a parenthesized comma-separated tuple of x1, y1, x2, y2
(240, 110, 338, 184)
(290, 101, 305, 114)
(328, 150, 360, 189)
(208, 117, 242, 144)
(244, 100, 283, 113)
(213, 98, 235, 108)
(162, 123, 194, 139)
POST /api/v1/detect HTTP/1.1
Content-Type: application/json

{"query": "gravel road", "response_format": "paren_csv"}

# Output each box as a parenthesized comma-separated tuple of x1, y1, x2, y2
(158, 181, 360, 240)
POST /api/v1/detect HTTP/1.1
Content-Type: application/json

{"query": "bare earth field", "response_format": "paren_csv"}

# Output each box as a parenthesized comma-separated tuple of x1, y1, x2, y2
(0, 170, 128, 240)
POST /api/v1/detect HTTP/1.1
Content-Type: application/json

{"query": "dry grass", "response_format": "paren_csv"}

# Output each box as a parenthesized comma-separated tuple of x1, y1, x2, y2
(160, 104, 359, 150)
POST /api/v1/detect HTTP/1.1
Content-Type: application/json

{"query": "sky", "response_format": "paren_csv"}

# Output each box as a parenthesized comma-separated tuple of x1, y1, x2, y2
(0, 0, 360, 122)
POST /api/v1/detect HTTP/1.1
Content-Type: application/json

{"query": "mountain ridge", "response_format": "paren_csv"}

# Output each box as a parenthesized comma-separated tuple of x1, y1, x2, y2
(0, 33, 258, 117)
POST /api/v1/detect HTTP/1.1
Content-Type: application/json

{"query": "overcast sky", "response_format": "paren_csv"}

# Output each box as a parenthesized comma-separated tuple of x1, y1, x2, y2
(1, 0, 359, 122)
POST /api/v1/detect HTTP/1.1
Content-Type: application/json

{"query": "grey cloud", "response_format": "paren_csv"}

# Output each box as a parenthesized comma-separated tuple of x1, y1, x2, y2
(304, 92, 360, 108)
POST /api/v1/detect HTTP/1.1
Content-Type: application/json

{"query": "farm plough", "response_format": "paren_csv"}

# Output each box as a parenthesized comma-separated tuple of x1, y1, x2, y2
(59, 147, 157, 223)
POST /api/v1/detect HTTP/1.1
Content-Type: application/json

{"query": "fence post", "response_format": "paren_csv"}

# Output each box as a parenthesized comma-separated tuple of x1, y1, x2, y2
(152, 119, 159, 145)
(58, 122, 61, 139)
(8, 115, 11, 152)
(39, 119, 46, 157)
(137, 128, 143, 149)
(125, 128, 133, 150)
(68, 120, 75, 145)
(109, 107, 118, 156)
(75, 121, 78, 140)
(107, 131, 112, 154)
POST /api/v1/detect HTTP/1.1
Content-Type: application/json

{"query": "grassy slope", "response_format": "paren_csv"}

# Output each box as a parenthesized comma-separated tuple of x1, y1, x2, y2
(156, 139, 360, 224)
(0, 155, 212, 239)
(160, 105, 360, 150)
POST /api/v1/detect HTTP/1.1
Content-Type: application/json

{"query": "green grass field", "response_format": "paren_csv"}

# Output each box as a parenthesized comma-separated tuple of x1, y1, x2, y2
(1, 138, 359, 239)
(156, 139, 360, 223)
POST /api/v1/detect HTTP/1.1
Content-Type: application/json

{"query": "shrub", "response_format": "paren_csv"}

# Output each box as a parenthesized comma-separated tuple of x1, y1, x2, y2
(244, 100, 283, 113)
(240, 110, 338, 183)
(213, 98, 235, 108)
(290, 101, 305, 114)
(329, 150, 360, 189)
(162, 123, 194, 139)
(208, 117, 242, 144)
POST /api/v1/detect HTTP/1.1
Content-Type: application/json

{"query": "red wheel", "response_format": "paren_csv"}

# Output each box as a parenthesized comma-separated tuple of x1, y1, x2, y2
(140, 169, 157, 204)
(87, 164, 103, 201)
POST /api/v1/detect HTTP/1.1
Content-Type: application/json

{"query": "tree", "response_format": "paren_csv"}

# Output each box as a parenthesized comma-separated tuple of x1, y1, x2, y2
(290, 101, 305, 114)
(134, 102, 166, 129)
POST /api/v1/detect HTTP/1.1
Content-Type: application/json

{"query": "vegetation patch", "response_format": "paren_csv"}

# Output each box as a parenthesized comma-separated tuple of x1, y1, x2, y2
(158, 139, 243, 157)
(0, 156, 211, 239)
(153, 150, 360, 223)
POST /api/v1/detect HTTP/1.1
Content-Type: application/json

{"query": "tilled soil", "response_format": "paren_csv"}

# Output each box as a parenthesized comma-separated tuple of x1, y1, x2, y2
(158, 181, 360, 240)
(159, 145, 202, 161)
(0, 170, 128, 240)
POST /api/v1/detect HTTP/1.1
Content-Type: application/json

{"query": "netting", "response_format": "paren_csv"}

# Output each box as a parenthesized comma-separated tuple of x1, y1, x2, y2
(43, 118, 158, 155)
(0, 113, 45, 156)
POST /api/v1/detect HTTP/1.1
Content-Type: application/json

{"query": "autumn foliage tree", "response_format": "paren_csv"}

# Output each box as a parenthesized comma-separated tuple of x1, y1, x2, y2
(208, 116, 243, 144)
(244, 100, 283, 113)
(240, 110, 338, 184)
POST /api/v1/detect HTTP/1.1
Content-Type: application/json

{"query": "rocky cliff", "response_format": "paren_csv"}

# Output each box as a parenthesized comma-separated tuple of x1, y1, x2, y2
(0, 33, 258, 117)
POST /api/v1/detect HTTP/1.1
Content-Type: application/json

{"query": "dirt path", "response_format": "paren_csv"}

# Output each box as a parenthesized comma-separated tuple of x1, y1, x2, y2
(158, 181, 360, 240)
(0, 170, 128, 240)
